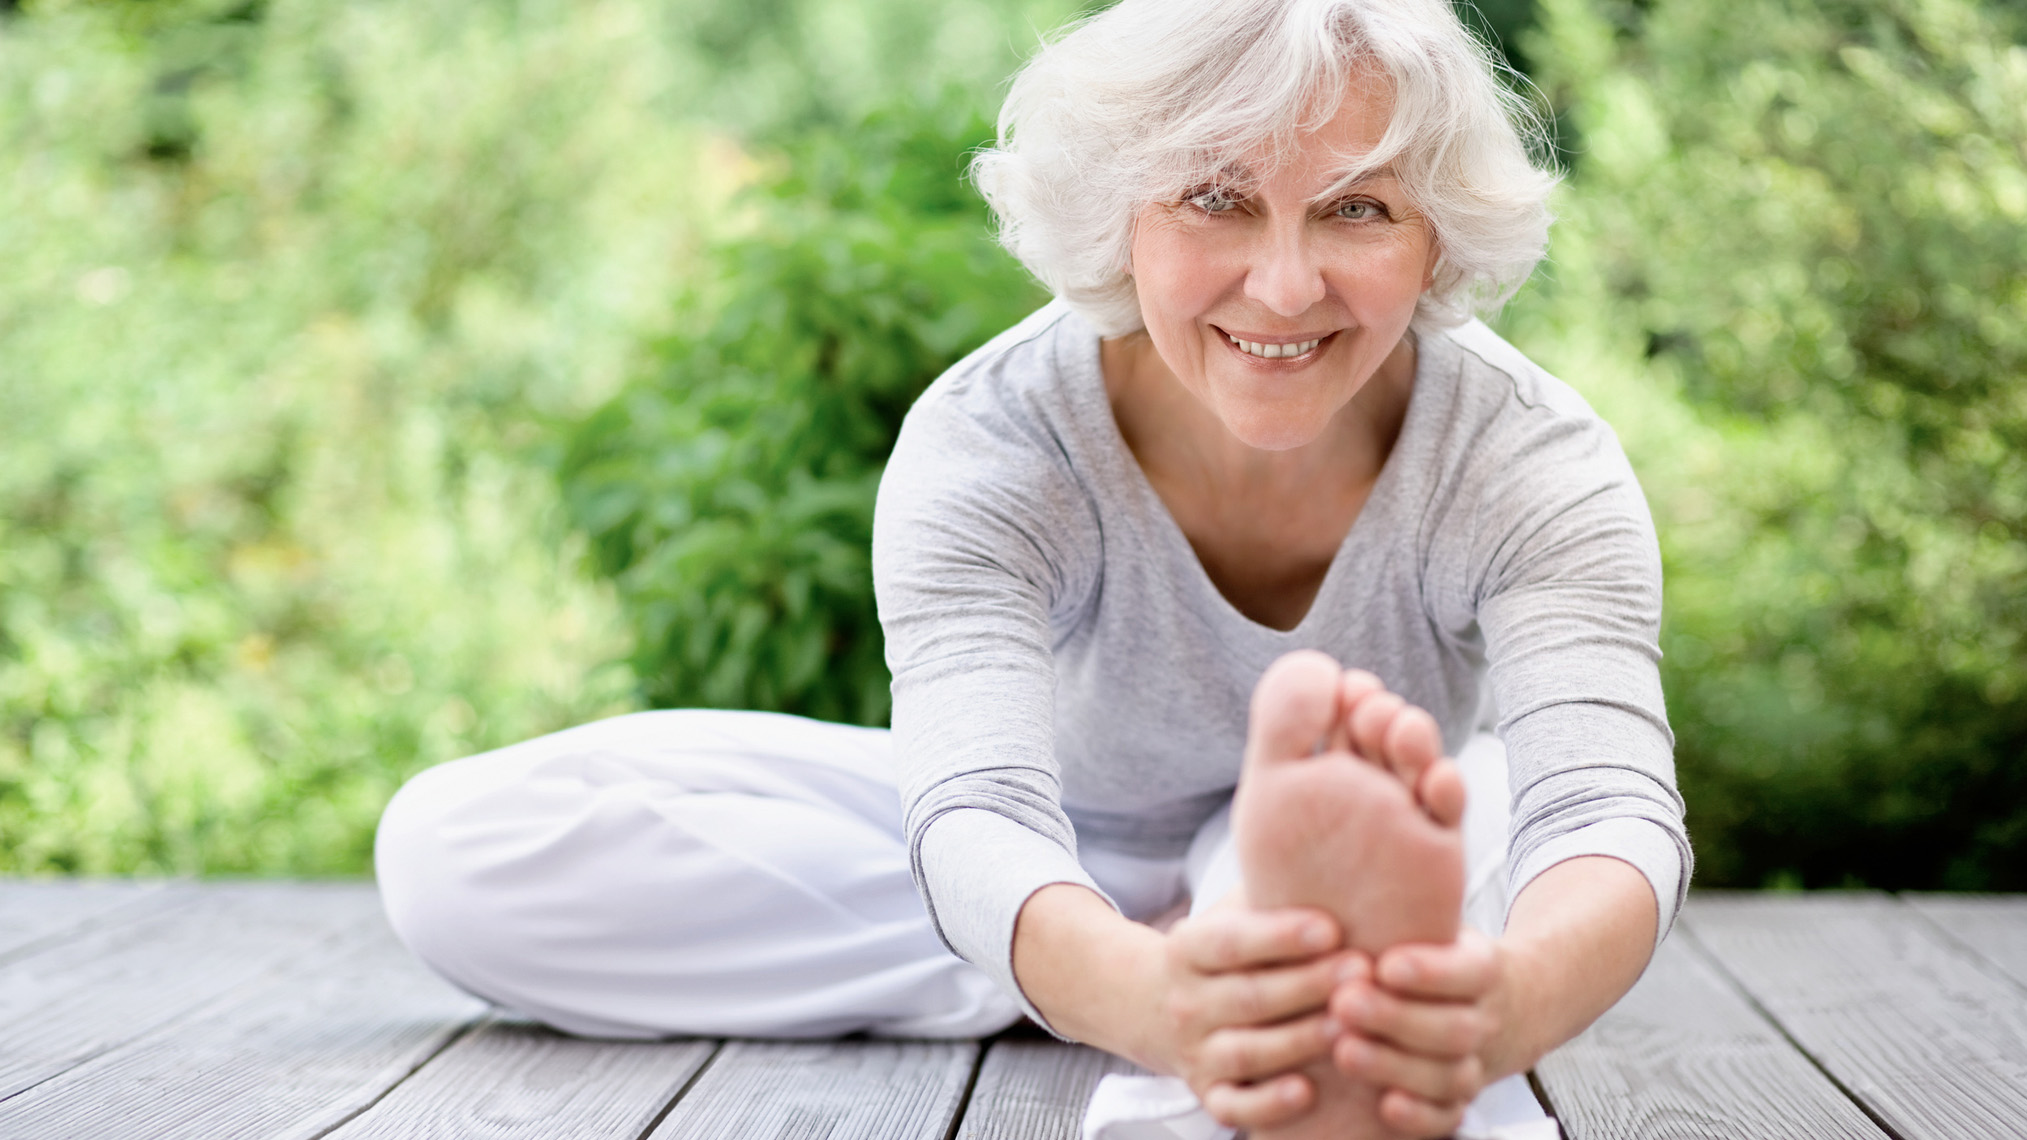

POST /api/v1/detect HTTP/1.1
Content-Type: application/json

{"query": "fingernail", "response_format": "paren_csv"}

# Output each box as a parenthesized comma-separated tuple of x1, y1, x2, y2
(1302, 922, 1332, 950)
(1336, 957, 1367, 983)
(1338, 1037, 1370, 1068)
(1322, 1017, 1342, 1040)
(1281, 1078, 1305, 1104)
(1341, 991, 1373, 1021)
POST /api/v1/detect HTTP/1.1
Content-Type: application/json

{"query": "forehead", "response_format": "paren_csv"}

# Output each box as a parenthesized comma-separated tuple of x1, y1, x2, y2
(1220, 67, 1400, 192)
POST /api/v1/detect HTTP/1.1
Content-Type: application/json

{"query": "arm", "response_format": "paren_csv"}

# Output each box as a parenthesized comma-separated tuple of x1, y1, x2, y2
(1323, 855, 1654, 1136)
(878, 365, 1350, 1125)
(1479, 854, 1655, 1076)
(1324, 371, 1686, 1136)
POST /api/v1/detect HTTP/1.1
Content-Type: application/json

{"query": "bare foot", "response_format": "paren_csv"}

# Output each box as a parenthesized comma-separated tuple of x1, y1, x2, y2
(1230, 650, 1467, 1140)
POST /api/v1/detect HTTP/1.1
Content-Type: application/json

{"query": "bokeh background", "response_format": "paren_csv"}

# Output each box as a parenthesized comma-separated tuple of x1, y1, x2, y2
(2, 0, 2022, 889)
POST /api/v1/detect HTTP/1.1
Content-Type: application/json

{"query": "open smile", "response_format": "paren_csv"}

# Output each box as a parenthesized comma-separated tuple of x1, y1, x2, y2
(1215, 327, 1337, 362)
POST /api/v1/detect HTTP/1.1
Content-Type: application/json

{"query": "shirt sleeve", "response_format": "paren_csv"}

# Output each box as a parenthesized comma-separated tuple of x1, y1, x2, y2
(871, 369, 1109, 1029)
(1453, 387, 1692, 948)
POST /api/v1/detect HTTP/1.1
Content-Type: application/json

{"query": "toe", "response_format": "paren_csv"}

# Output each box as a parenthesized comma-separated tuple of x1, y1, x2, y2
(1348, 691, 1406, 763)
(1419, 759, 1468, 828)
(1246, 650, 1344, 767)
(1380, 705, 1443, 784)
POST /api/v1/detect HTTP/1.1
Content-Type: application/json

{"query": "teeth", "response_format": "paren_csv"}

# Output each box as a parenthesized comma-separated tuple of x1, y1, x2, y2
(1227, 334, 1323, 359)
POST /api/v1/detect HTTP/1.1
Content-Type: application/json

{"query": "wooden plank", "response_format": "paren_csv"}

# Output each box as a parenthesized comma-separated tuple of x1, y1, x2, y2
(328, 1022, 715, 1140)
(1535, 933, 1887, 1140)
(953, 1040, 1140, 1140)
(0, 910, 485, 1140)
(1904, 894, 2027, 992)
(0, 879, 172, 963)
(1686, 893, 2027, 1139)
(0, 881, 381, 1101)
(647, 1039, 979, 1140)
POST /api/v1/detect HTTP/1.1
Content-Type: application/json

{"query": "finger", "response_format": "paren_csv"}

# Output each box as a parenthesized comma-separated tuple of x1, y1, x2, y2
(1376, 932, 1499, 1001)
(1200, 1014, 1340, 1083)
(1334, 1031, 1484, 1103)
(1199, 952, 1348, 1028)
(1174, 907, 1340, 972)
(1418, 758, 1467, 827)
(1347, 690, 1406, 763)
(1380, 1086, 1470, 1140)
(1200, 1072, 1315, 1130)
(1331, 982, 1487, 1058)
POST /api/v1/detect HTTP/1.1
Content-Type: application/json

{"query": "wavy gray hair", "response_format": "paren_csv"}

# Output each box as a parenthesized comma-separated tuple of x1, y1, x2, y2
(971, 0, 1557, 336)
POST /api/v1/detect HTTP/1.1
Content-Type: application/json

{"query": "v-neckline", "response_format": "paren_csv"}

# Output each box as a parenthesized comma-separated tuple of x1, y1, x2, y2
(1066, 321, 1430, 640)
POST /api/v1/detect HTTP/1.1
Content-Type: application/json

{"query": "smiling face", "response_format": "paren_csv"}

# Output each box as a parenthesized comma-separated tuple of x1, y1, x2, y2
(1125, 71, 1439, 451)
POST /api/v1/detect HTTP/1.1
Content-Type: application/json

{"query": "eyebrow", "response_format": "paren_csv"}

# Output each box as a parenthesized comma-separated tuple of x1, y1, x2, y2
(1311, 162, 1401, 203)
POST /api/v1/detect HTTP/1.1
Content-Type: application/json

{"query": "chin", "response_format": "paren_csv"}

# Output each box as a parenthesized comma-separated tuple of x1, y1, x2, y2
(1217, 406, 1336, 451)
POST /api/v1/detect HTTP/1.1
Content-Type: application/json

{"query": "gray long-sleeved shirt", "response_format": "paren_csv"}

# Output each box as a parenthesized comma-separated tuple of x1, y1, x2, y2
(872, 300, 1690, 1015)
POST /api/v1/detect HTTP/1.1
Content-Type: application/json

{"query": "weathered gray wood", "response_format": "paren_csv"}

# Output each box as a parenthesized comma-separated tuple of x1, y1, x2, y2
(953, 1040, 1140, 1140)
(0, 909, 484, 1139)
(0, 881, 382, 1101)
(0, 879, 172, 963)
(328, 1022, 714, 1140)
(1687, 893, 2027, 1139)
(648, 1038, 978, 1140)
(1905, 893, 2027, 992)
(1535, 933, 1887, 1139)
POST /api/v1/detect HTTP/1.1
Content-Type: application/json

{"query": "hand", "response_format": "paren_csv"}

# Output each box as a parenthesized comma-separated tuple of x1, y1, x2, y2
(1150, 904, 1363, 1131)
(1327, 928, 1505, 1138)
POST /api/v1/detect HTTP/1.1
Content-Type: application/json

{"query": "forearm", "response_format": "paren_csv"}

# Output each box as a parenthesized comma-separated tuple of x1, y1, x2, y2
(1485, 855, 1657, 1077)
(1011, 882, 1171, 1067)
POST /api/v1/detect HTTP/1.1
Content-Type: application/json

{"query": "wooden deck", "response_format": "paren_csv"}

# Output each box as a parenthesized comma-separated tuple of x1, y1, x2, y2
(1, 883, 2023, 1138)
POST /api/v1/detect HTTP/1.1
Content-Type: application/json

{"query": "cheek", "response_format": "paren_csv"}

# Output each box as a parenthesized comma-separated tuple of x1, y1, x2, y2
(1333, 236, 1436, 320)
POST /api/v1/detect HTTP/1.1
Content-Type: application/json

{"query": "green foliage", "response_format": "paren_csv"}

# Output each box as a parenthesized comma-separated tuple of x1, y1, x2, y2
(561, 99, 1050, 725)
(9, 0, 2023, 892)
(1506, 0, 2027, 888)
(0, 0, 1079, 873)
(0, 0, 703, 872)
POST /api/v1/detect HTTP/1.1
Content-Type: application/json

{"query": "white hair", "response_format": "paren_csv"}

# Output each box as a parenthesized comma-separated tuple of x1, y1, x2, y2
(971, 0, 1558, 335)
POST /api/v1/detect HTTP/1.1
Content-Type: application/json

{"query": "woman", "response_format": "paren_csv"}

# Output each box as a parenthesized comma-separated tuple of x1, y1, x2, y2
(374, 1, 1689, 1137)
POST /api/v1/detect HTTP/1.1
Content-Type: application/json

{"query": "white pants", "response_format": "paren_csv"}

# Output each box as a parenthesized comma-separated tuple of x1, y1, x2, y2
(375, 708, 1515, 1042)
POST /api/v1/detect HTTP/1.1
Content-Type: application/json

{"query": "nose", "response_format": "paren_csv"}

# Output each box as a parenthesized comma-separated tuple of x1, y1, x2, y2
(1243, 223, 1326, 318)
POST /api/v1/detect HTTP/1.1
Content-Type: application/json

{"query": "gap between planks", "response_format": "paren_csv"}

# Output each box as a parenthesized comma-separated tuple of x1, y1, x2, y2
(1685, 892, 2027, 1140)
(0, 882, 386, 1105)
(1536, 930, 1887, 1140)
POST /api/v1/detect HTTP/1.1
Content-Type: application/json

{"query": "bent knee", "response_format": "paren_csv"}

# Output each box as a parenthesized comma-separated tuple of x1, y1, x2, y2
(374, 760, 504, 977)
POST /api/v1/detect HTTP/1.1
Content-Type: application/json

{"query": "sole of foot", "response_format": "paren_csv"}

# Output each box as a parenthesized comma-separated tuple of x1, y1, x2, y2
(1231, 650, 1467, 1140)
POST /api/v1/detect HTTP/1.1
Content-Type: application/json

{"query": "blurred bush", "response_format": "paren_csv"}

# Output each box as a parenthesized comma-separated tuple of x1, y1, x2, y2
(560, 100, 1048, 725)
(1506, 0, 2027, 888)
(7, 0, 2022, 891)
(0, 0, 1073, 874)
(0, 0, 705, 872)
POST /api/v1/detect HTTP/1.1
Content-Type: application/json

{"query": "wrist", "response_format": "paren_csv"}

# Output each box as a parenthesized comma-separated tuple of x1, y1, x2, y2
(1011, 883, 1169, 1059)
(1486, 856, 1658, 1077)
(1480, 932, 1550, 1078)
